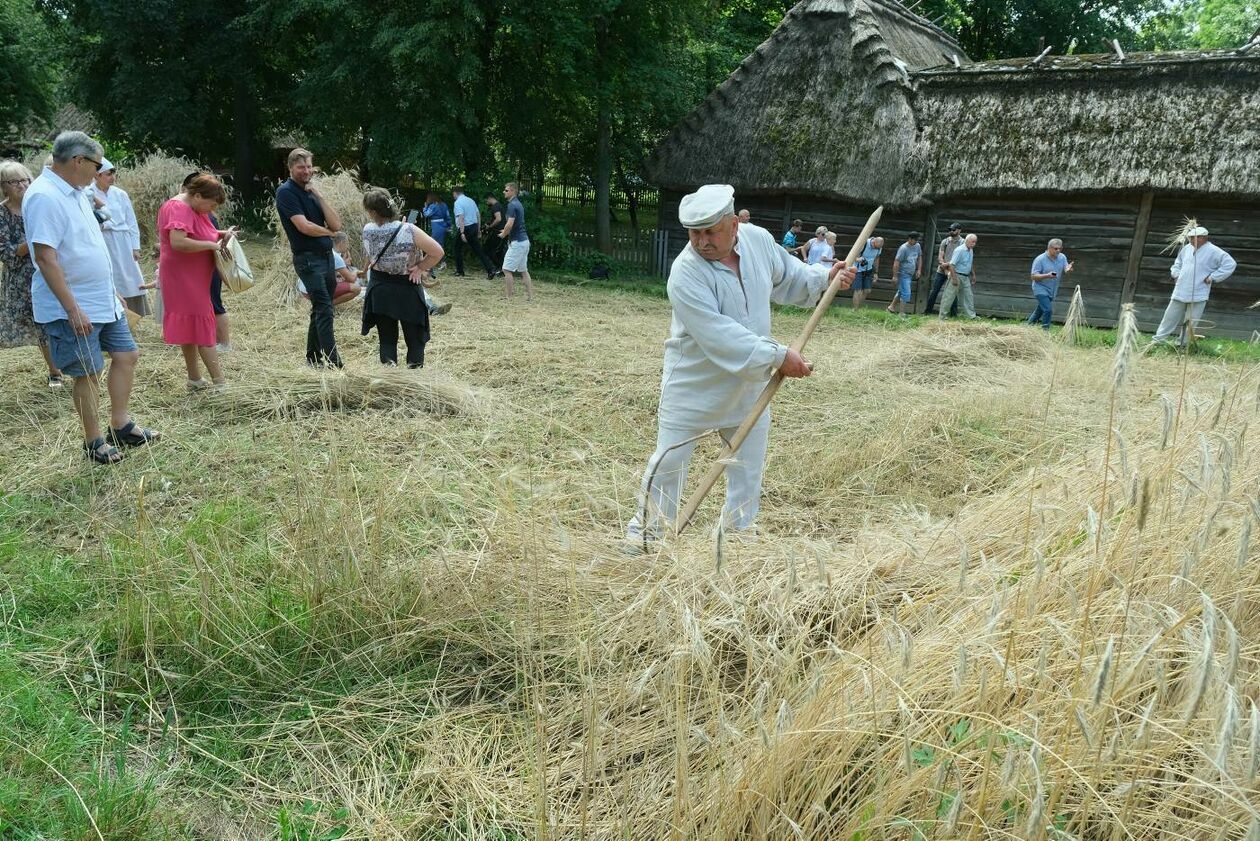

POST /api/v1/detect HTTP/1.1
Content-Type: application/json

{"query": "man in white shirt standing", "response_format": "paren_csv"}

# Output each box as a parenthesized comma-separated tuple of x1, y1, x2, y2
(24, 132, 159, 465)
(452, 185, 496, 279)
(1152, 226, 1236, 346)
(626, 184, 855, 549)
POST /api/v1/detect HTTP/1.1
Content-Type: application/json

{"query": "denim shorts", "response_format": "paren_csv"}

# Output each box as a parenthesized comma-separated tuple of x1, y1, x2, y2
(897, 273, 913, 301)
(852, 269, 875, 292)
(43, 316, 137, 377)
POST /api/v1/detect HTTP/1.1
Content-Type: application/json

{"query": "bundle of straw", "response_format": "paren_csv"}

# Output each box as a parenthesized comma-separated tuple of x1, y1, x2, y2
(203, 366, 484, 419)
(119, 151, 232, 249)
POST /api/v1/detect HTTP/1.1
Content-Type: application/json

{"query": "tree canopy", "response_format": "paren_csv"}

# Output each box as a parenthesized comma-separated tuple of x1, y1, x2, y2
(22, 0, 1256, 226)
(0, 0, 60, 135)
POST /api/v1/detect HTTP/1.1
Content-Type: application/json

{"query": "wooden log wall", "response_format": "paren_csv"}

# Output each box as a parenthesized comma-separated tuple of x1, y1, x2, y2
(930, 195, 1140, 326)
(657, 190, 1258, 338)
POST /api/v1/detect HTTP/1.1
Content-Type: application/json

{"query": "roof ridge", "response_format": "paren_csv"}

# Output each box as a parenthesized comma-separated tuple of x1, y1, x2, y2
(857, 0, 966, 56)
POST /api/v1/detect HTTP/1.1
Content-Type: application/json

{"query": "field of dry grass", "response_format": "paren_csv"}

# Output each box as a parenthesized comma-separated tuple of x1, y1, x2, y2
(1, 237, 1257, 839)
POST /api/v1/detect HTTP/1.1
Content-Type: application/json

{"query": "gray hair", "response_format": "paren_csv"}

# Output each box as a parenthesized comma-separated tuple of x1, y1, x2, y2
(1047, 238, 1063, 249)
(51, 131, 103, 164)
(814, 225, 828, 237)
(965, 233, 978, 245)
(331, 231, 349, 244)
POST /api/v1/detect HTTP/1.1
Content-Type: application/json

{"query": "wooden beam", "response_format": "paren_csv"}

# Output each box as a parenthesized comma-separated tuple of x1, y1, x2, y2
(915, 209, 937, 315)
(1121, 191, 1154, 308)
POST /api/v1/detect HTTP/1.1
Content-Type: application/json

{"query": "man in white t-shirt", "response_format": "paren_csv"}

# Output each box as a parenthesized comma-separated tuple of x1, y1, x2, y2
(25, 132, 159, 464)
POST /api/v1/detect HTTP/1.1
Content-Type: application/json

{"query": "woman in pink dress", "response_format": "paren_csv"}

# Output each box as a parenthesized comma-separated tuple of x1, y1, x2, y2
(158, 174, 236, 391)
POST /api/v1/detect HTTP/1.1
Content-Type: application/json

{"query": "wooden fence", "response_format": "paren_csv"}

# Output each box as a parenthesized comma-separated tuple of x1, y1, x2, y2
(532, 228, 671, 277)
(538, 181, 659, 212)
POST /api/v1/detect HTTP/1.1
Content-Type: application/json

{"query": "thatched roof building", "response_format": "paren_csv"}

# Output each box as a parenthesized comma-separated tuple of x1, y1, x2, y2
(646, 0, 1260, 337)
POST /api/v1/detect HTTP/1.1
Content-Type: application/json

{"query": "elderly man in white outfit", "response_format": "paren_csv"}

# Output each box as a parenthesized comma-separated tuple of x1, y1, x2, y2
(92, 158, 149, 316)
(1152, 226, 1236, 346)
(627, 184, 854, 547)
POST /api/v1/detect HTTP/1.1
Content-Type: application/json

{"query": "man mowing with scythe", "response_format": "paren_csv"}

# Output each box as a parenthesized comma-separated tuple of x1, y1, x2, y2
(626, 184, 858, 552)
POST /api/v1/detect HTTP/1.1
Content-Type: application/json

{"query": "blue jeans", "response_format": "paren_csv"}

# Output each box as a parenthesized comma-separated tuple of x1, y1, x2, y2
(924, 270, 957, 316)
(1026, 292, 1054, 330)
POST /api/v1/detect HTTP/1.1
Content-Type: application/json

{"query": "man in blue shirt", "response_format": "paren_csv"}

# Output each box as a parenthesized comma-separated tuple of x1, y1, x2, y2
(452, 185, 496, 279)
(850, 236, 883, 309)
(887, 232, 922, 318)
(275, 148, 344, 367)
(938, 233, 979, 320)
(780, 219, 802, 252)
(1027, 238, 1073, 330)
(498, 182, 533, 300)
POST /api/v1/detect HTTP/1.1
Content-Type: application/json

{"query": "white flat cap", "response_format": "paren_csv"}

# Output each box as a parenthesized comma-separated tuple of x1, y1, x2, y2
(679, 184, 735, 229)
(1188, 226, 1209, 236)
(99, 157, 115, 172)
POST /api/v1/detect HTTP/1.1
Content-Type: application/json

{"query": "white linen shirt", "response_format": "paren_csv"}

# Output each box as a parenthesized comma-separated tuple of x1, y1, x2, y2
(25, 167, 120, 324)
(453, 195, 480, 227)
(1170, 241, 1236, 304)
(93, 184, 142, 251)
(659, 223, 830, 430)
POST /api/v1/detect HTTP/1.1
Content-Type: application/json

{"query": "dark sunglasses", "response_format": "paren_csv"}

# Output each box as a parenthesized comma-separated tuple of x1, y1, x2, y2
(77, 156, 104, 172)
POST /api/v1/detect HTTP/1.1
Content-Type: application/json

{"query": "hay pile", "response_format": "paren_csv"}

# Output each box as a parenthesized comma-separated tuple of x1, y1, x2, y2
(203, 364, 484, 419)
(118, 151, 234, 249)
(865, 326, 1050, 385)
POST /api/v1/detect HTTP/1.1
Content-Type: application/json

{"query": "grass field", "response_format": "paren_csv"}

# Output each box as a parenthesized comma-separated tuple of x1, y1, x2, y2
(1, 242, 1257, 839)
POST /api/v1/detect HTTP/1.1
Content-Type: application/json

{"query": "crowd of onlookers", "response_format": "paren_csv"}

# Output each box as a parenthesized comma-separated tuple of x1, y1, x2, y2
(747, 208, 1238, 337)
(0, 133, 537, 465)
(0, 132, 1240, 468)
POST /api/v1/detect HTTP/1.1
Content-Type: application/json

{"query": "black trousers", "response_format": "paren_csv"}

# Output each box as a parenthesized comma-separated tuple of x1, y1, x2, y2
(484, 228, 504, 270)
(294, 251, 342, 366)
(923, 270, 958, 316)
(376, 317, 426, 367)
(455, 223, 496, 276)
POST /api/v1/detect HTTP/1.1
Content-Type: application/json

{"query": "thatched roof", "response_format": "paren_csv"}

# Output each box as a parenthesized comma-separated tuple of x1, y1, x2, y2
(913, 49, 1260, 199)
(648, 7, 1260, 205)
(643, 0, 966, 207)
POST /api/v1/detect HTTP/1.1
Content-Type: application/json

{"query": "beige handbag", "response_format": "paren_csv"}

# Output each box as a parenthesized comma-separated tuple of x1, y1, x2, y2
(214, 236, 255, 293)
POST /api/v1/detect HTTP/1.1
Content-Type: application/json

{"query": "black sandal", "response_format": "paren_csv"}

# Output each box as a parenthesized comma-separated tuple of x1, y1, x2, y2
(84, 437, 123, 465)
(107, 421, 161, 449)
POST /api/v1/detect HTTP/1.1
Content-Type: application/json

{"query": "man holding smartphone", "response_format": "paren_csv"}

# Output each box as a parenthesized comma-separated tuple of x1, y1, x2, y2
(1027, 238, 1072, 330)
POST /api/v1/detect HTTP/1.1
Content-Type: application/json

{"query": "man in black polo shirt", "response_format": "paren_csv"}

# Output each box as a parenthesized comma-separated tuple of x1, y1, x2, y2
(276, 148, 344, 367)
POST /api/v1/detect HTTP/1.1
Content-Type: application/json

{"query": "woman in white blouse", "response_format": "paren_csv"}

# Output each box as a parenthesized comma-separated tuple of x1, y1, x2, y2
(92, 159, 150, 315)
(360, 189, 443, 368)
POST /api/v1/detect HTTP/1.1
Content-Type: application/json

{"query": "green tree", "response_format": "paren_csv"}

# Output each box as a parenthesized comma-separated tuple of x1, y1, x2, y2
(919, 0, 1175, 58)
(0, 0, 60, 135)
(54, 0, 301, 200)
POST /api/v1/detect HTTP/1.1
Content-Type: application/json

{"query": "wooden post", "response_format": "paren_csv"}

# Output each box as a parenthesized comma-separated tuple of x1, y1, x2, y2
(1121, 191, 1154, 308)
(915, 208, 937, 314)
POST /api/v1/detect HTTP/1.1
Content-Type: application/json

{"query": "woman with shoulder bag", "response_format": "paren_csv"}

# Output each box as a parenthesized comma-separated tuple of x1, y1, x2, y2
(360, 189, 443, 368)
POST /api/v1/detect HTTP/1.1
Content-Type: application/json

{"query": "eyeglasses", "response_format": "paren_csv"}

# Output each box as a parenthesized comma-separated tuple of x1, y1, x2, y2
(2, 178, 31, 185)
(77, 156, 104, 172)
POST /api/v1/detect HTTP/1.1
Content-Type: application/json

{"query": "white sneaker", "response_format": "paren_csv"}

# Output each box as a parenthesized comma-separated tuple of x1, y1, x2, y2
(216, 343, 233, 354)
(187, 378, 211, 392)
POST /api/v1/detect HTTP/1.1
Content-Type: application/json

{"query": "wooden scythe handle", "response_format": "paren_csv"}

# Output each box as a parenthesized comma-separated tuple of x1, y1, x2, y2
(673, 205, 884, 536)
